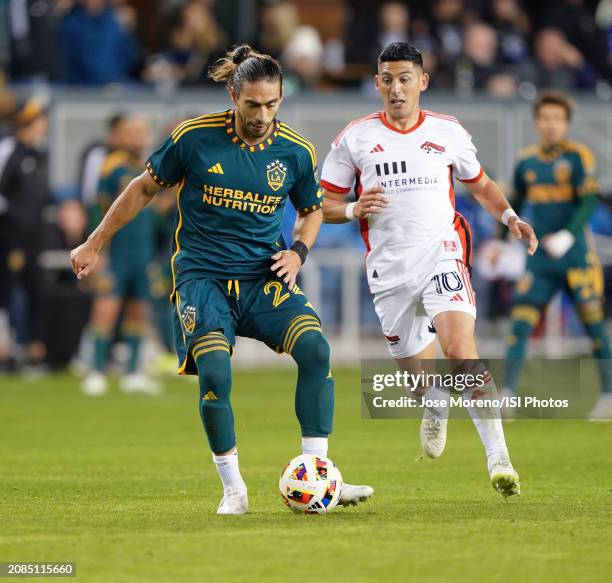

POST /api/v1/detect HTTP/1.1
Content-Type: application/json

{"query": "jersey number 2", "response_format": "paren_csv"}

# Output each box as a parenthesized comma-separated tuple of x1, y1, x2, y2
(264, 281, 290, 308)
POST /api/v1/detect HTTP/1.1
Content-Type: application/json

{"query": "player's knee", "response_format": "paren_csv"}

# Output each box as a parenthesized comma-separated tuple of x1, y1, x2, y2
(291, 330, 330, 370)
(578, 300, 604, 325)
(194, 349, 232, 401)
(511, 305, 540, 330)
(441, 337, 475, 361)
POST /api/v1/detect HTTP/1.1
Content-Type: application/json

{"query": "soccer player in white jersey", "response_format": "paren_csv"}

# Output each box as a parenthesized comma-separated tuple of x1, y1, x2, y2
(321, 42, 538, 498)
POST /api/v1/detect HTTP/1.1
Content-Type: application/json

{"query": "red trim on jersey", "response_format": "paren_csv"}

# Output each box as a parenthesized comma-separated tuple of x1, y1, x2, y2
(425, 111, 460, 124)
(447, 166, 455, 209)
(455, 259, 476, 305)
(354, 169, 370, 255)
(320, 179, 351, 194)
(458, 167, 484, 184)
(453, 212, 473, 269)
(380, 109, 426, 135)
(333, 112, 381, 146)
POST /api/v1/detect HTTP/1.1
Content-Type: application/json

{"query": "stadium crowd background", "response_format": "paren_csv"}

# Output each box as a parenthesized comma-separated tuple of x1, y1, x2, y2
(0, 0, 611, 372)
(1, 0, 612, 94)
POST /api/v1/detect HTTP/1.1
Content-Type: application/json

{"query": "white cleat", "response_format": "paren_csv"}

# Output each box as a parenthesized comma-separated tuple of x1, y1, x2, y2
(338, 483, 374, 507)
(489, 456, 520, 499)
(119, 373, 162, 395)
(217, 488, 248, 515)
(420, 409, 448, 458)
(499, 388, 517, 421)
(587, 394, 612, 422)
(81, 372, 109, 396)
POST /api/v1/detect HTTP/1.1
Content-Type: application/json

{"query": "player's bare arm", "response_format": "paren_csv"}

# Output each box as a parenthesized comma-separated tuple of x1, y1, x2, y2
(271, 208, 322, 289)
(322, 186, 388, 223)
(70, 171, 162, 279)
(466, 172, 538, 255)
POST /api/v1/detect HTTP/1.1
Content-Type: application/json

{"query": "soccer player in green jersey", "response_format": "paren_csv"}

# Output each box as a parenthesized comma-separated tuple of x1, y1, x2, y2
(81, 115, 162, 397)
(502, 91, 612, 420)
(70, 45, 373, 514)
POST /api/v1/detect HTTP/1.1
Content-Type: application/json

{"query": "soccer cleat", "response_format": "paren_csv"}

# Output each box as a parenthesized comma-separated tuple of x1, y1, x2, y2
(420, 409, 448, 458)
(81, 372, 109, 396)
(587, 394, 612, 422)
(489, 457, 520, 498)
(119, 373, 162, 395)
(217, 488, 248, 515)
(337, 483, 374, 506)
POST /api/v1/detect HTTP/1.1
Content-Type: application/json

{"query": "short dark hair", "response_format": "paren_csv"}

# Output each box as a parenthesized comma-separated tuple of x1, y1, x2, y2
(209, 44, 283, 96)
(107, 113, 126, 131)
(533, 90, 574, 121)
(378, 42, 423, 68)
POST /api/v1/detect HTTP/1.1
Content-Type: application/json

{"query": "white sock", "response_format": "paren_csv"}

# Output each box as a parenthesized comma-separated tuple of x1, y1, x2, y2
(464, 383, 509, 467)
(301, 436, 328, 458)
(212, 450, 247, 494)
(422, 385, 450, 418)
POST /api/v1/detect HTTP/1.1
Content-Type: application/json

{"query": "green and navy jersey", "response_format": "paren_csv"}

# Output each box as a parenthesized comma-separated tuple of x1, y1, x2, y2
(513, 140, 600, 267)
(98, 151, 156, 265)
(145, 109, 322, 296)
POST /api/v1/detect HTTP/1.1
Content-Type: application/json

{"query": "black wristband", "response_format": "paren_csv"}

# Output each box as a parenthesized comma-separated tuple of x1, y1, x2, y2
(290, 240, 308, 265)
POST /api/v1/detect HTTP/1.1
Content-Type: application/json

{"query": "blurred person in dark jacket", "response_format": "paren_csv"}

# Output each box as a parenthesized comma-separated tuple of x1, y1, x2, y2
(77, 113, 127, 210)
(0, 98, 51, 370)
(59, 0, 139, 85)
(6, 0, 71, 82)
(143, 0, 227, 87)
(526, 27, 599, 89)
(484, 0, 531, 66)
(457, 21, 519, 96)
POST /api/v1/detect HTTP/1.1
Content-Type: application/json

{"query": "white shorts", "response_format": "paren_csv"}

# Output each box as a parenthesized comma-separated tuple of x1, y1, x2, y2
(373, 259, 477, 358)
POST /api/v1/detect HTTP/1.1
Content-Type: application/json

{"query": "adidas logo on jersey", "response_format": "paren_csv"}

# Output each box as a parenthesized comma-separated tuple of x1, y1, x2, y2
(450, 293, 464, 302)
(369, 144, 385, 153)
(208, 163, 224, 174)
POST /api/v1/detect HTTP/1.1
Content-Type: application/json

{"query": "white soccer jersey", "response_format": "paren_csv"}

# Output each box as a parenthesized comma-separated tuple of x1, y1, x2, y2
(321, 110, 483, 293)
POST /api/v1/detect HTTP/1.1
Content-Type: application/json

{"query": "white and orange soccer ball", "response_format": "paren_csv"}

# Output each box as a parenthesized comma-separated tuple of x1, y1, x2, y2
(279, 454, 343, 514)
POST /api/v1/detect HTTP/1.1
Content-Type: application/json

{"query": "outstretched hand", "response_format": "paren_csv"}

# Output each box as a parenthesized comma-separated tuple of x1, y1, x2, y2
(508, 216, 538, 256)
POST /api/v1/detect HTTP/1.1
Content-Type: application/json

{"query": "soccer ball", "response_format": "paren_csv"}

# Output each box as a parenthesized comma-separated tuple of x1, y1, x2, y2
(279, 454, 343, 514)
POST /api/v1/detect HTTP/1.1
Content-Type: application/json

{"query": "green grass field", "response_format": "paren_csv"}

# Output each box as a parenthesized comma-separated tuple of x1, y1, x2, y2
(1, 369, 611, 582)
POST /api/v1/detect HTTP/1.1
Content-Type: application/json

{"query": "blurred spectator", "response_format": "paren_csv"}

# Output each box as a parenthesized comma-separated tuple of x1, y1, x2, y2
(485, 0, 531, 65)
(78, 113, 126, 209)
(59, 0, 139, 86)
(457, 21, 518, 97)
(430, 0, 466, 61)
(0, 98, 51, 370)
(526, 27, 599, 89)
(144, 0, 227, 87)
(377, 1, 410, 51)
(542, 0, 611, 80)
(282, 26, 325, 90)
(6, 0, 70, 83)
(258, 0, 300, 59)
(595, 0, 612, 76)
(214, 0, 258, 48)
(0, 90, 17, 136)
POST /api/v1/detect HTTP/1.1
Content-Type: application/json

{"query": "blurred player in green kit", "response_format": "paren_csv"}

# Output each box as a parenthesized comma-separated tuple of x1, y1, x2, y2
(71, 45, 373, 513)
(81, 115, 162, 396)
(502, 91, 612, 420)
